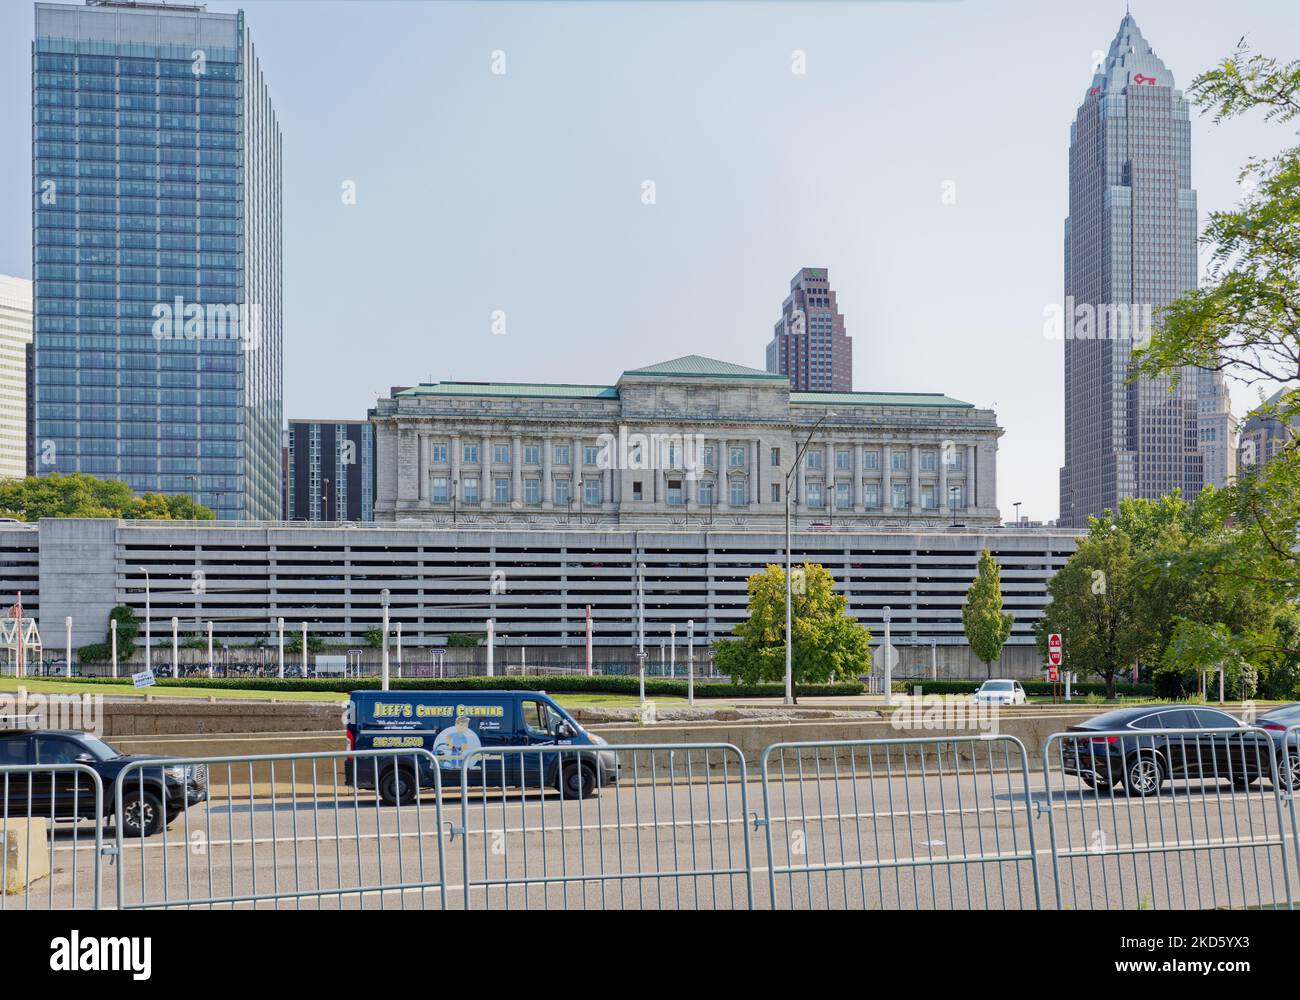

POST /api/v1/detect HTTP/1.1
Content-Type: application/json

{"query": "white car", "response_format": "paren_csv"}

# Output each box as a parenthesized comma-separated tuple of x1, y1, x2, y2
(972, 679, 1027, 706)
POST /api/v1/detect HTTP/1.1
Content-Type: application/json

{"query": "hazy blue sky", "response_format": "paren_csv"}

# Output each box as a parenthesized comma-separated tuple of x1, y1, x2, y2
(2, 0, 1297, 521)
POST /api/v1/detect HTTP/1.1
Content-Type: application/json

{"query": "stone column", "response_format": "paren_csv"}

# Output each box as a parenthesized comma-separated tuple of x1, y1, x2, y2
(939, 440, 949, 518)
(855, 443, 865, 512)
(417, 433, 429, 502)
(450, 434, 461, 505)
(967, 443, 977, 509)
(910, 444, 919, 516)
(882, 444, 892, 510)
(542, 435, 553, 507)
(797, 442, 807, 512)
(511, 432, 522, 507)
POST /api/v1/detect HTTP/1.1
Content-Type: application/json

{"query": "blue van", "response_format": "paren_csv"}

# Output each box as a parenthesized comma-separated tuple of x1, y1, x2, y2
(344, 690, 618, 804)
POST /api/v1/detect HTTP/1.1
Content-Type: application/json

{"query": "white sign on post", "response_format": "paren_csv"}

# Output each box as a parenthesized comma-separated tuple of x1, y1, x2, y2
(132, 669, 155, 689)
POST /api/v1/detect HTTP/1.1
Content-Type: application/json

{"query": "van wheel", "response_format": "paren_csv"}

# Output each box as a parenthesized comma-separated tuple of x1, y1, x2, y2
(379, 769, 417, 807)
(120, 790, 164, 837)
(559, 763, 598, 800)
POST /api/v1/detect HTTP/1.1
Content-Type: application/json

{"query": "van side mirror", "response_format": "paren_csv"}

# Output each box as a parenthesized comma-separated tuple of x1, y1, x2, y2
(556, 722, 576, 738)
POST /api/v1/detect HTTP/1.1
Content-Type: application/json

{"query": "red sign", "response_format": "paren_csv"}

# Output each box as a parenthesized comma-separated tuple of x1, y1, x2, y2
(1048, 633, 1063, 668)
(1133, 73, 1157, 86)
(1048, 665, 1059, 683)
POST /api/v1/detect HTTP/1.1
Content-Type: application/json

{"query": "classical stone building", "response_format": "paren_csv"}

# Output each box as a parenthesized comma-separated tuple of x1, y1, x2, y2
(372, 356, 1002, 528)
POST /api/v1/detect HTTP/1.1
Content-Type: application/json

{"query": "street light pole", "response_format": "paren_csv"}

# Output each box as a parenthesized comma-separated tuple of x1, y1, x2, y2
(785, 411, 835, 706)
(139, 566, 151, 676)
(381, 588, 391, 690)
(64, 616, 72, 679)
(277, 617, 285, 679)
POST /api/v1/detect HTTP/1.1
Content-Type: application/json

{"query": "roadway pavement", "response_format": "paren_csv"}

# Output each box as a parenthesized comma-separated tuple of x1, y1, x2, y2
(9, 759, 1297, 911)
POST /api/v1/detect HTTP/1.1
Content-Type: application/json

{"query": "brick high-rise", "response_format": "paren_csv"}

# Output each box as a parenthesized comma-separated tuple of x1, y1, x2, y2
(766, 267, 852, 391)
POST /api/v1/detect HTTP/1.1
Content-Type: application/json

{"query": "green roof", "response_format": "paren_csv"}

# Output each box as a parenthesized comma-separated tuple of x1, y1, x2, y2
(790, 391, 974, 409)
(398, 381, 619, 400)
(621, 355, 786, 381)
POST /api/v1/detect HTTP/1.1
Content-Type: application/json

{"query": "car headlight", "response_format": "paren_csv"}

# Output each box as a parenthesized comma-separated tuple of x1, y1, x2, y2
(164, 765, 186, 781)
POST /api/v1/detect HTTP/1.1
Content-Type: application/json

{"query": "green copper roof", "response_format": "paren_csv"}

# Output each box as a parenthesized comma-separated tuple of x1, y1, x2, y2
(791, 391, 974, 408)
(621, 355, 786, 380)
(398, 382, 619, 400)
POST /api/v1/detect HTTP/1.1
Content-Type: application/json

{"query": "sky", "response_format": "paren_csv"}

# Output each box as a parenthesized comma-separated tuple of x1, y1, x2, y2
(1, 0, 1298, 522)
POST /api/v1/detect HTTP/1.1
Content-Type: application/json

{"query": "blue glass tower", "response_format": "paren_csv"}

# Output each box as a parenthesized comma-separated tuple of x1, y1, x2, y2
(32, 0, 282, 520)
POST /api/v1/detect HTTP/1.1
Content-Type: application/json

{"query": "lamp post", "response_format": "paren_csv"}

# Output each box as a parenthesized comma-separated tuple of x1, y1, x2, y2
(670, 623, 676, 678)
(784, 411, 836, 706)
(207, 620, 214, 679)
(396, 621, 403, 679)
(486, 618, 495, 678)
(949, 485, 960, 528)
(301, 621, 308, 676)
(636, 562, 647, 708)
(64, 616, 72, 678)
(277, 617, 285, 679)
(322, 478, 330, 522)
(110, 618, 118, 679)
(381, 589, 391, 690)
(1013, 500, 1022, 526)
(171, 616, 178, 676)
(139, 566, 152, 676)
(686, 619, 695, 707)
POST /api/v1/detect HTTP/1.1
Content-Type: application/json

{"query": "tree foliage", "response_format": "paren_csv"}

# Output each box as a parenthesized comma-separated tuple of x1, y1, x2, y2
(712, 563, 871, 686)
(962, 550, 1014, 677)
(0, 472, 214, 521)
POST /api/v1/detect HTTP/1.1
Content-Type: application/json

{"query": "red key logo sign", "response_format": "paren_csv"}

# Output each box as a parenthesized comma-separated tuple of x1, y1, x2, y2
(1133, 73, 1157, 85)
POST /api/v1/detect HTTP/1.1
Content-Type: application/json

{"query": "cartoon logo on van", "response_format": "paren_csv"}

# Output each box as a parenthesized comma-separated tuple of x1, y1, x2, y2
(432, 716, 482, 770)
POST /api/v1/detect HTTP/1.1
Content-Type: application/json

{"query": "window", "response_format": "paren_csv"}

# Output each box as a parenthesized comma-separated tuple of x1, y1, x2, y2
(583, 445, 600, 466)
(920, 450, 937, 472)
(34, 737, 82, 764)
(584, 478, 601, 505)
(770, 447, 781, 467)
(771, 482, 781, 503)
(864, 450, 880, 471)
(835, 482, 851, 508)
(494, 478, 510, 504)
(667, 479, 683, 505)
(807, 482, 823, 508)
(632, 480, 644, 501)
(729, 479, 746, 506)
(462, 444, 479, 463)
(807, 450, 823, 470)
(697, 480, 714, 505)
(522, 699, 563, 737)
(493, 444, 510, 465)
(524, 478, 540, 504)
(554, 478, 571, 504)
(864, 482, 880, 507)
(430, 442, 448, 464)
(554, 445, 570, 466)
(835, 449, 851, 470)
(892, 483, 909, 509)
(0, 736, 29, 766)
(702, 446, 715, 468)
(891, 451, 908, 471)
(948, 484, 964, 508)
(431, 477, 449, 502)
(921, 485, 936, 509)
(462, 477, 480, 503)
(729, 446, 745, 468)
(524, 445, 540, 465)
(947, 450, 963, 471)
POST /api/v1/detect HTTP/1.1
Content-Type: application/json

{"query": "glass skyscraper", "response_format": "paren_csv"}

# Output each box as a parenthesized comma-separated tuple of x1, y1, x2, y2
(32, 0, 282, 519)
(1059, 13, 1222, 528)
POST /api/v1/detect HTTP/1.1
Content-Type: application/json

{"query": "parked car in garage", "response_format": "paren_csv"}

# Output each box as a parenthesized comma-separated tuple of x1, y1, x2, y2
(0, 728, 208, 835)
(1059, 705, 1276, 796)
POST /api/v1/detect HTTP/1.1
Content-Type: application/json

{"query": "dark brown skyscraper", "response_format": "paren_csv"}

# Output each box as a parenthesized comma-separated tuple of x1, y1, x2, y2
(766, 267, 853, 391)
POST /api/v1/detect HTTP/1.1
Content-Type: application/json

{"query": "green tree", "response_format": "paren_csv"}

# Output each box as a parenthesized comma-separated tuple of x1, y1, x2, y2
(962, 550, 1013, 679)
(712, 563, 871, 687)
(0, 472, 214, 521)
(78, 604, 140, 663)
(363, 627, 386, 650)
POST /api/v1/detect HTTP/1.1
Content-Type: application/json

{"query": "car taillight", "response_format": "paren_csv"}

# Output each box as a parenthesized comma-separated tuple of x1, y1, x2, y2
(1260, 723, 1286, 732)
(1090, 735, 1119, 745)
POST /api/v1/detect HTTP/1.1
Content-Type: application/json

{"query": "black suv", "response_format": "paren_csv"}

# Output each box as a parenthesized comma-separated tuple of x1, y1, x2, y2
(1060, 705, 1277, 796)
(0, 729, 208, 836)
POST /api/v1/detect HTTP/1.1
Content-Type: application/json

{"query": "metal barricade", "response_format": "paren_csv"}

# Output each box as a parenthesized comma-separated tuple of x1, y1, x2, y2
(0, 764, 104, 910)
(1285, 725, 1300, 901)
(758, 734, 1041, 909)
(113, 749, 446, 910)
(455, 743, 753, 910)
(1042, 727, 1294, 910)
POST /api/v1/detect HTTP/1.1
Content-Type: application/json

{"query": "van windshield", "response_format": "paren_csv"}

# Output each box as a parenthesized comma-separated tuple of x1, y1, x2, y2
(524, 700, 566, 736)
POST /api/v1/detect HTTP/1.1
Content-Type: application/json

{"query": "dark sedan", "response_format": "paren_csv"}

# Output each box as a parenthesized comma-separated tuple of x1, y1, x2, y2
(1059, 705, 1277, 797)
(1256, 703, 1300, 791)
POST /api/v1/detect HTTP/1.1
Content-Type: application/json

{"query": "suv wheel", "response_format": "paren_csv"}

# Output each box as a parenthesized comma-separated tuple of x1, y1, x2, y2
(1280, 750, 1300, 792)
(1125, 755, 1164, 797)
(120, 790, 164, 837)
